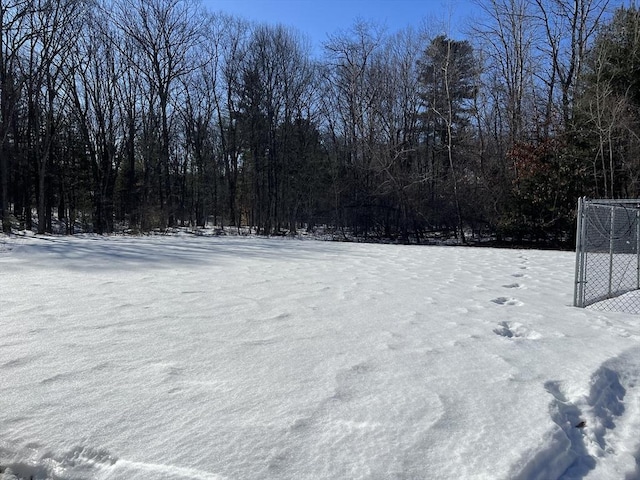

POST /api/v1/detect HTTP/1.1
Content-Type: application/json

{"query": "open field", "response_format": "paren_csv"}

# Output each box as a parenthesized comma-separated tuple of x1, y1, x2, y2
(1, 235, 640, 479)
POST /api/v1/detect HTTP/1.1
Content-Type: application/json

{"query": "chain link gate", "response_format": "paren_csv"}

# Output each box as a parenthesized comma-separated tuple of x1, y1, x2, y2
(574, 198, 640, 312)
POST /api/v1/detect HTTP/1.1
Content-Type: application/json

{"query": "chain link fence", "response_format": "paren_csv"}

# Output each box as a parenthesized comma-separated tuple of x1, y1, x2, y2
(574, 198, 640, 313)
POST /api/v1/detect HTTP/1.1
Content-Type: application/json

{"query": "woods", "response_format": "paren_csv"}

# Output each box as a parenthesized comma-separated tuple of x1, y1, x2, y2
(0, 0, 637, 245)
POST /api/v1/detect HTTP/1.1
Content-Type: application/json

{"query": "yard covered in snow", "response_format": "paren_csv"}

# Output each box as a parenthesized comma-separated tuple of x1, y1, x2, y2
(1, 234, 640, 480)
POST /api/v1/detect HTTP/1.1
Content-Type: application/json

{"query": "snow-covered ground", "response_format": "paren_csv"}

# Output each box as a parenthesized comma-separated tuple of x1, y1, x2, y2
(1, 235, 640, 480)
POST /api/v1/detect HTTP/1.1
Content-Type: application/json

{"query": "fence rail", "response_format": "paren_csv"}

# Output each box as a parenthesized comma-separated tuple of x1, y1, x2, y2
(574, 198, 640, 313)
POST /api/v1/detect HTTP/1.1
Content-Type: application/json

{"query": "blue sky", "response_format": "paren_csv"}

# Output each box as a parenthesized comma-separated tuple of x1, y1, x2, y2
(205, 0, 476, 53)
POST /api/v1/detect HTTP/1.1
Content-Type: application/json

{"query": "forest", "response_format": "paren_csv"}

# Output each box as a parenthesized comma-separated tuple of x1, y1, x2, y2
(0, 0, 638, 246)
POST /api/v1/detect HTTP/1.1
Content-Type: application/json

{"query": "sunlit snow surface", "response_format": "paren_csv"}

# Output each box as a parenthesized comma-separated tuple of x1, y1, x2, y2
(2, 235, 640, 480)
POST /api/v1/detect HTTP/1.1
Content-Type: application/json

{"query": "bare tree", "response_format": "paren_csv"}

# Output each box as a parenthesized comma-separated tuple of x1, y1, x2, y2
(534, 0, 611, 128)
(578, 5, 640, 198)
(113, 0, 205, 228)
(239, 23, 315, 234)
(473, 0, 538, 144)
(67, 6, 123, 234)
(22, 0, 83, 234)
(365, 26, 423, 240)
(0, 0, 33, 232)
(177, 13, 221, 227)
(322, 21, 385, 236)
(210, 14, 250, 230)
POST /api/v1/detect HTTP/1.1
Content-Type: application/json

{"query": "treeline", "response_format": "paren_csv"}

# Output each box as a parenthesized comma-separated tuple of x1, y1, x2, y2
(1, 0, 639, 245)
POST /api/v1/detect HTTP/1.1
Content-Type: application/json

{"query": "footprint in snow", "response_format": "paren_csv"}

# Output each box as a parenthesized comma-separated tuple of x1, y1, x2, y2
(491, 297, 523, 306)
(493, 321, 541, 339)
(494, 321, 518, 338)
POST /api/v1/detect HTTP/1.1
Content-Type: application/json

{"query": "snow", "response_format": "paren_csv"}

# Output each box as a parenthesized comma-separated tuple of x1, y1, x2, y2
(1, 234, 640, 480)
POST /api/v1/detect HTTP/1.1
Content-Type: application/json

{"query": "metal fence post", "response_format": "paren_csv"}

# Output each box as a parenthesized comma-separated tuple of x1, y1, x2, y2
(608, 205, 615, 298)
(637, 208, 640, 290)
(574, 197, 587, 307)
